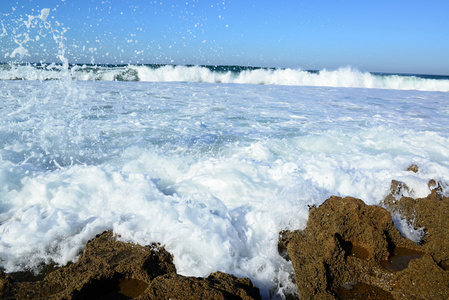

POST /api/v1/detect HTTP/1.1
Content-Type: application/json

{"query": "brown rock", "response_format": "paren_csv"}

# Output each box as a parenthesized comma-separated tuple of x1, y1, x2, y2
(394, 255, 449, 299)
(144, 272, 261, 300)
(2, 231, 260, 299)
(389, 179, 411, 198)
(7, 231, 175, 299)
(383, 179, 449, 265)
(0, 271, 14, 298)
(407, 164, 419, 173)
(280, 196, 449, 299)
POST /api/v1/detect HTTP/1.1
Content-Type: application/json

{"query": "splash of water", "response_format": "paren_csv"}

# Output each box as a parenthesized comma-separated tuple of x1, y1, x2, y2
(2, 7, 69, 70)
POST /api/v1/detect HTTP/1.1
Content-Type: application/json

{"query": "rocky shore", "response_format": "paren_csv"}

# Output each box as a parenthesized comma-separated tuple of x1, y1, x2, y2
(0, 230, 261, 299)
(280, 165, 449, 299)
(0, 165, 447, 299)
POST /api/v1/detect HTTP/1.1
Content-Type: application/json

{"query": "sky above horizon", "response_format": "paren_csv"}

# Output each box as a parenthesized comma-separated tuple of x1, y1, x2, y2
(1, 0, 448, 75)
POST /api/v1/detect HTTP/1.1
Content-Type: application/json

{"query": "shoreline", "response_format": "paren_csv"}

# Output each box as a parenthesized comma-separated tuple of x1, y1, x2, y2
(1, 165, 448, 299)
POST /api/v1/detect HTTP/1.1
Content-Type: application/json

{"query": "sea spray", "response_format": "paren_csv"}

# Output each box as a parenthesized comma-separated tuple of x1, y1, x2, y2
(2, 7, 69, 72)
(1, 10, 448, 92)
(1, 79, 449, 298)
(1, 4, 449, 300)
(1, 64, 449, 92)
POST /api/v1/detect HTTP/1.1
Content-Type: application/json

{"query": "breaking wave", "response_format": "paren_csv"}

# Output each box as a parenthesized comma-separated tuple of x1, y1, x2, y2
(1, 63, 449, 92)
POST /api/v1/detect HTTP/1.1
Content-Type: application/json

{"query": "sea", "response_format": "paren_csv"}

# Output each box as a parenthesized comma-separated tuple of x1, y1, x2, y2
(1, 7, 449, 299)
(1, 63, 449, 298)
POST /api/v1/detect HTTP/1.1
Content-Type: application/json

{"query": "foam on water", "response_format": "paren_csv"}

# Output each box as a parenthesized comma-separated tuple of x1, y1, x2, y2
(391, 214, 426, 244)
(1, 4, 448, 299)
(1, 64, 449, 92)
(1, 78, 448, 298)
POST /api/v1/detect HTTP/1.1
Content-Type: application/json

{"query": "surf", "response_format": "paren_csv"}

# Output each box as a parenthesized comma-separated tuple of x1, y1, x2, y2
(2, 63, 449, 92)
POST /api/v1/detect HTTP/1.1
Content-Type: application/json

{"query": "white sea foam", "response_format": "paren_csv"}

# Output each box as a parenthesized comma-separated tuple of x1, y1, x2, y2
(1, 64, 449, 92)
(391, 214, 426, 244)
(1, 4, 448, 299)
(0, 79, 448, 298)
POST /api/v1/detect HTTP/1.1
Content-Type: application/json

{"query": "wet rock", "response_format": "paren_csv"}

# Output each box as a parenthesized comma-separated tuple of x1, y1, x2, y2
(394, 255, 449, 299)
(280, 196, 449, 299)
(383, 179, 449, 267)
(407, 164, 419, 173)
(145, 272, 261, 300)
(2, 231, 260, 299)
(52, 231, 176, 299)
(0, 271, 14, 297)
(389, 179, 412, 198)
(6, 231, 175, 299)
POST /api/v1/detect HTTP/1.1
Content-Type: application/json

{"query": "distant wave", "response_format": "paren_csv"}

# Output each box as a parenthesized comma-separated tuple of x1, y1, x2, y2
(1, 63, 449, 92)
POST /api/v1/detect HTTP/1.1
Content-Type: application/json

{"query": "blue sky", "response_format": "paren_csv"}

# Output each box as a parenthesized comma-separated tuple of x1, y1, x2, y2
(1, 0, 448, 75)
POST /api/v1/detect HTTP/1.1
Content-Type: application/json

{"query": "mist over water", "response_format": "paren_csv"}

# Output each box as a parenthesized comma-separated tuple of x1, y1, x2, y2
(1, 4, 449, 300)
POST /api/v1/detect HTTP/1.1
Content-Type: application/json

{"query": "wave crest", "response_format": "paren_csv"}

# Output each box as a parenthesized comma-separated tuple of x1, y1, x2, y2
(1, 64, 448, 92)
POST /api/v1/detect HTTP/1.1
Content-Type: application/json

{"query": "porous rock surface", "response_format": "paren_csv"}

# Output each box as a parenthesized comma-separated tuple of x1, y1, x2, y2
(279, 194, 449, 299)
(383, 177, 449, 267)
(0, 231, 260, 299)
